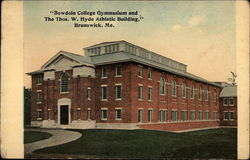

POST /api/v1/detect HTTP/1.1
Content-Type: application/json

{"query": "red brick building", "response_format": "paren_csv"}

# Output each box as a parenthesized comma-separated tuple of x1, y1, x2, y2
(27, 40, 222, 131)
(219, 85, 237, 126)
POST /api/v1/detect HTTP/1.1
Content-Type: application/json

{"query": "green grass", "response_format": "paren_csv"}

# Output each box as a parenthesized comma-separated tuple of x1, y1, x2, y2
(24, 131, 53, 144)
(34, 128, 237, 159)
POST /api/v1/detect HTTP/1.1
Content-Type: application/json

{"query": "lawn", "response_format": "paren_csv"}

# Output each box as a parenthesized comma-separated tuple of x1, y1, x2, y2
(34, 128, 237, 159)
(24, 131, 53, 144)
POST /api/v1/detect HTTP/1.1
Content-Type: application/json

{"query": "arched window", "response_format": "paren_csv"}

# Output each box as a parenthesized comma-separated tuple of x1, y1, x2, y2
(60, 73, 69, 92)
(159, 77, 166, 95)
(182, 83, 187, 98)
(198, 85, 202, 100)
(190, 85, 194, 99)
(172, 80, 177, 97)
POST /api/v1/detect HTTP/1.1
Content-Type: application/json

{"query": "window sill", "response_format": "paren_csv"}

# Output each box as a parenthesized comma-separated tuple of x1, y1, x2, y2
(87, 99, 91, 101)
(115, 98, 122, 101)
(37, 83, 42, 85)
(101, 119, 107, 121)
(160, 94, 166, 96)
(115, 118, 122, 121)
(138, 99, 143, 101)
(148, 78, 152, 80)
(60, 92, 69, 94)
(101, 99, 108, 101)
(101, 77, 107, 79)
(148, 100, 152, 102)
(37, 102, 42, 104)
(138, 76, 143, 78)
(37, 118, 42, 120)
(115, 75, 122, 77)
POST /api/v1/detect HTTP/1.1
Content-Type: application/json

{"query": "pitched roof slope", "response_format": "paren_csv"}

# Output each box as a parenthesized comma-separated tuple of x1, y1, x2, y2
(219, 86, 237, 97)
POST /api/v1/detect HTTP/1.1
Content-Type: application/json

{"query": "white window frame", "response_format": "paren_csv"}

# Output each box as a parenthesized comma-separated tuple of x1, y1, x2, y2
(101, 67, 107, 79)
(205, 89, 209, 101)
(115, 65, 122, 77)
(87, 108, 91, 120)
(229, 98, 234, 106)
(87, 87, 91, 100)
(182, 83, 187, 98)
(101, 85, 108, 101)
(190, 110, 195, 120)
(172, 81, 177, 97)
(138, 65, 143, 78)
(138, 84, 143, 100)
(101, 108, 108, 120)
(60, 73, 69, 93)
(77, 108, 81, 120)
(160, 77, 166, 95)
(115, 108, 122, 120)
(198, 111, 203, 120)
(213, 111, 217, 120)
(223, 111, 229, 120)
(198, 86, 202, 100)
(171, 110, 178, 121)
(223, 98, 229, 106)
(148, 86, 152, 101)
(181, 111, 187, 121)
(37, 90, 42, 104)
(205, 111, 210, 120)
(148, 68, 152, 80)
(138, 109, 143, 123)
(37, 76, 43, 85)
(148, 109, 153, 122)
(37, 109, 42, 120)
(115, 84, 122, 100)
(229, 111, 234, 120)
(159, 109, 167, 122)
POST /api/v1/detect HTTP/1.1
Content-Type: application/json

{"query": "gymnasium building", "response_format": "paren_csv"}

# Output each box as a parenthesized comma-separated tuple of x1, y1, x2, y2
(27, 40, 224, 131)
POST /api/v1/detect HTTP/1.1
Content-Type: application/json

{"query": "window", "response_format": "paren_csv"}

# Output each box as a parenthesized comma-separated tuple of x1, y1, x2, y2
(172, 81, 177, 97)
(159, 110, 167, 122)
(101, 109, 107, 120)
(223, 98, 229, 106)
(198, 86, 202, 100)
(101, 86, 107, 100)
(60, 73, 69, 93)
(198, 111, 203, 120)
(190, 85, 195, 99)
(229, 112, 234, 120)
(115, 85, 122, 100)
(101, 67, 107, 78)
(115, 65, 122, 77)
(182, 83, 187, 98)
(148, 87, 152, 101)
(160, 77, 166, 95)
(229, 98, 234, 106)
(148, 68, 152, 79)
(190, 111, 195, 120)
(87, 109, 91, 120)
(213, 112, 217, 120)
(138, 85, 143, 100)
(223, 111, 229, 120)
(115, 109, 122, 120)
(138, 109, 143, 122)
(181, 111, 187, 121)
(148, 109, 153, 122)
(48, 110, 51, 120)
(105, 44, 119, 53)
(77, 109, 81, 120)
(214, 90, 217, 102)
(37, 110, 42, 120)
(37, 76, 43, 84)
(171, 111, 178, 121)
(205, 88, 209, 101)
(138, 66, 143, 77)
(205, 111, 210, 120)
(87, 88, 91, 100)
(37, 92, 42, 102)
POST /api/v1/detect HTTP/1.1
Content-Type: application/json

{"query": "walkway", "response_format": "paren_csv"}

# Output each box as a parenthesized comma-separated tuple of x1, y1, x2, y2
(24, 128, 82, 154)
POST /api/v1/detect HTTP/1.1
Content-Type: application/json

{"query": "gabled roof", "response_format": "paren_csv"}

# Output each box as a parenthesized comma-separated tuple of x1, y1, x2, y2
(40, 50, 94, 69)
(219, 86, 237, 97)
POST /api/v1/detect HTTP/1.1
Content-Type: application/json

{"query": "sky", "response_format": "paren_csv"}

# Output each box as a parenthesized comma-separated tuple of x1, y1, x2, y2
(24, 1, 236, 88)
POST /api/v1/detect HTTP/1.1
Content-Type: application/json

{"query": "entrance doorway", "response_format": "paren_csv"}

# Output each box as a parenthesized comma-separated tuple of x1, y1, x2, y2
(60, 105, 69, 124)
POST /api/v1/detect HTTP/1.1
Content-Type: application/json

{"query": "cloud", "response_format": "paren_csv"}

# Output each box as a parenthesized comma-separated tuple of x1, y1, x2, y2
(171, 24, 184, 32)
(188, 16, 206, 28)
(171, 16, 206, 32)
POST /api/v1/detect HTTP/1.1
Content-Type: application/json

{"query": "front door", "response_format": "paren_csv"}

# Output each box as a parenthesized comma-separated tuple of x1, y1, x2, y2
(60, 105, 69, 124)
